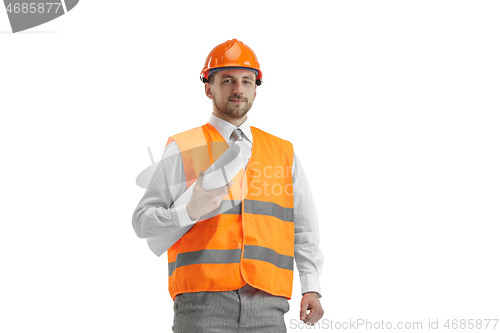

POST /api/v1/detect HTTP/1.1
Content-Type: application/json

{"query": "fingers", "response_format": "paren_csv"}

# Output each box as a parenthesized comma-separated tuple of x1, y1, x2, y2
(300, 294, 324, 325)
(197, 171, 204, 182)
(213, 180, 233, 199)
(300, 300, 308, 321)
(188, 172, 237, 220)
(305, 306, 323, 324)
(195, 171, 232, 192)
(193, 171, 205, 190)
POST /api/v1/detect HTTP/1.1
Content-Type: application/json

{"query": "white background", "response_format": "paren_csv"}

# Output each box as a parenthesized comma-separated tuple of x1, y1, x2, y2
(1, 1, 499, 332)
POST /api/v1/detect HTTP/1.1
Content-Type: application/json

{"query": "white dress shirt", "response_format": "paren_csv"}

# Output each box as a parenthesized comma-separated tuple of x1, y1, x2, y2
(132, 114, 324, 297)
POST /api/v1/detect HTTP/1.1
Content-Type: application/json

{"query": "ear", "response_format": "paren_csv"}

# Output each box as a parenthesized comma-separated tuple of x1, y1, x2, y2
(205, 83, 214, 99)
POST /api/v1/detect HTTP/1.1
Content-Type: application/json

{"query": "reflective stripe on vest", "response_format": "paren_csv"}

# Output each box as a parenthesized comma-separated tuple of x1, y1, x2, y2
(244, 199, 294, 222)
(198, 199, 295, 222)
(168, 197, 295, 277)
(169, 245, 294, 277)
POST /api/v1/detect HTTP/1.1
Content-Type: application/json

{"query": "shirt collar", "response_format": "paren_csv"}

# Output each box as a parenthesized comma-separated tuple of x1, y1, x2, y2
(209, 113, 253, 143)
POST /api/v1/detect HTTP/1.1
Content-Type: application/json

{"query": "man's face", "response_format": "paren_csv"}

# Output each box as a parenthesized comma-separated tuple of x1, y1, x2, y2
(205, 69, 257, 122)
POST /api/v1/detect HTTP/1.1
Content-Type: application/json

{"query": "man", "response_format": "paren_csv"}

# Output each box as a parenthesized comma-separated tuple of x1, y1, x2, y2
(132, 39, 324, 332)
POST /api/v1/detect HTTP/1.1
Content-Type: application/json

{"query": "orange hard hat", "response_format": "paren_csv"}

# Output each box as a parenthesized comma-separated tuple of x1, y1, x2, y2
(200, 39, 263, 86)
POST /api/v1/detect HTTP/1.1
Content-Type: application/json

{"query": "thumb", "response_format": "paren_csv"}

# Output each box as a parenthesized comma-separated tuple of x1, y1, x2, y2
(300, 299, 309, 320)
(195, 171, 204, 187)
(216, 180, 233, 196)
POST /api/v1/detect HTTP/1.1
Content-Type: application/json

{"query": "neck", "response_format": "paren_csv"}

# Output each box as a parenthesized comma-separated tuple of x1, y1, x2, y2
(212, 111, 247, 127)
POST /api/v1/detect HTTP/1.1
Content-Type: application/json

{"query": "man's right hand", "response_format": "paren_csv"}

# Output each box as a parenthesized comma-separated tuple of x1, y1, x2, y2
(186, 171, 233, 221)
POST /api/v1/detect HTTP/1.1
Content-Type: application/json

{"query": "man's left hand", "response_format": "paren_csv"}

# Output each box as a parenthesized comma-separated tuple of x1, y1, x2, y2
(300, 292, 324, 325)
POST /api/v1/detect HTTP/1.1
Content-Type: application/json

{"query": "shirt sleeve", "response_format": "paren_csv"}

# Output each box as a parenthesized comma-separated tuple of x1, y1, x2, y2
(131, 141, 197, 239)
(293, 152, 325, 298)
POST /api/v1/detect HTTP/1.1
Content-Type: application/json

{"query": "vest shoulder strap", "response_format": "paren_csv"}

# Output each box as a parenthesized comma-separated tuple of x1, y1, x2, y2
(250, 126, 294, 156)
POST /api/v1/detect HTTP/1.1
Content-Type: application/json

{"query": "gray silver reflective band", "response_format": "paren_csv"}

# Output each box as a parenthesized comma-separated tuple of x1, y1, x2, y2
(199, 199, 293, 222)
(168, 245, 294, 276)
(244, 199, 294, 222)
(243, 245, 294, 271)
(168, 249, 241, 277)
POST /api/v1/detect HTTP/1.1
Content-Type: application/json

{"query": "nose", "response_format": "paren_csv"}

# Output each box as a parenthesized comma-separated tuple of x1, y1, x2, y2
(232, 81, 243, 96)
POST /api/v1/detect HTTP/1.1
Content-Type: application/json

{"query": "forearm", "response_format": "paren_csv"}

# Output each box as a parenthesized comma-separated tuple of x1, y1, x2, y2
(295, 222, 324, 297)
(132, 142, 196, 238)
(132, 203, 187, 239)
(293, 152, 325, 297)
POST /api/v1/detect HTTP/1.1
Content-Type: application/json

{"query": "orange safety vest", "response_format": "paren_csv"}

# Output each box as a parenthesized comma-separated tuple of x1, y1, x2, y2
(166, 123, 295, 300)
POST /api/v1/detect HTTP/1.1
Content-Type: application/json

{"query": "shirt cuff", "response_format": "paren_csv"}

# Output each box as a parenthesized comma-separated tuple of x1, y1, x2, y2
(173, 203, 199, 227)
(300, 273, 323, 298)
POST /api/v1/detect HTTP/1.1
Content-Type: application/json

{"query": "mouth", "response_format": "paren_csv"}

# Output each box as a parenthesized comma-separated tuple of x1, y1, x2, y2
(230, 99, 244, 104)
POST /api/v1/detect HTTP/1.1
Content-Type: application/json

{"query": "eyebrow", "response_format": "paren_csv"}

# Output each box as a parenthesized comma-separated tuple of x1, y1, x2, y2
(220, 74, 255, 81)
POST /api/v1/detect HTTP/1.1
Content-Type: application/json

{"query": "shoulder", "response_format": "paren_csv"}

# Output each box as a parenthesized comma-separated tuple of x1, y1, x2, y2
(170, 125, 204, 140)
(166, 125, 206, 148)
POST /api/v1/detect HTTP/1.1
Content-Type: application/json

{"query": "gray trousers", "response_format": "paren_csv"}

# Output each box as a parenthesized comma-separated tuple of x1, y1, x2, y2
(172, 284, 290, 333)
